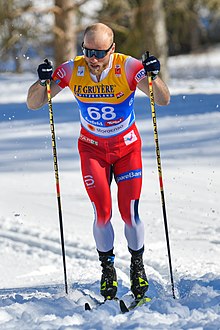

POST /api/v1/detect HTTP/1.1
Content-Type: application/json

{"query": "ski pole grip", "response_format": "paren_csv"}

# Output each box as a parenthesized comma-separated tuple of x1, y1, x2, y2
(142, 51, 150, 63)
(142, 51, 151, 79)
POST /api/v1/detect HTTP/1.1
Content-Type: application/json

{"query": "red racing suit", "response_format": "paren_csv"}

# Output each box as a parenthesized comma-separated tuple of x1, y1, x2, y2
(52, 53, 146, 252)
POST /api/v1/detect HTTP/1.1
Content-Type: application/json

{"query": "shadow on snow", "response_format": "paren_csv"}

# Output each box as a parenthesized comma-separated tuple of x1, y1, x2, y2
(0, 94, 220, 172)
(0, 274, 220, 314)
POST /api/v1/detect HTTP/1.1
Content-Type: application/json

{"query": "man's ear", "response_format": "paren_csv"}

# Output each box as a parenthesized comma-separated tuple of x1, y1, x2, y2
(111, 43, 116, 54)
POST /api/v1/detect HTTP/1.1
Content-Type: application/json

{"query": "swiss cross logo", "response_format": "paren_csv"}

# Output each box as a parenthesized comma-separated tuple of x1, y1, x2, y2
(115, 65, 121, 76)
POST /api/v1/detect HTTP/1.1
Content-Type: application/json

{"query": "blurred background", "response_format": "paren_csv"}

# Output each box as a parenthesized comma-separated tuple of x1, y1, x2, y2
(0, 0, 220, 80)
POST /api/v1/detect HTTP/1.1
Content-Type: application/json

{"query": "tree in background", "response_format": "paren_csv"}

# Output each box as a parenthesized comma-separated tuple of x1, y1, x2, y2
(97, 0, 168, 80)
(1, 0, 220, 73)
(0, 0, 94, 71)
(0, 0, 52, 73)
(165, 0, 220, 55)
(53, 0, 79, 66)
(53, 0, 104, 66)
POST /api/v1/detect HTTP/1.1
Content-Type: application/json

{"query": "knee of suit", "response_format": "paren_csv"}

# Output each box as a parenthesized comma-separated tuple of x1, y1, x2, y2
(97, 215, 112, 226)
(119, 199, 141, 226)
(93, 203, 112, 225)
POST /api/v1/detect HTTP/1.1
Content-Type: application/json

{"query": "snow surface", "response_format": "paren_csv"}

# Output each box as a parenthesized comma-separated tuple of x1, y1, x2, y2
(0, 48, 220, 329)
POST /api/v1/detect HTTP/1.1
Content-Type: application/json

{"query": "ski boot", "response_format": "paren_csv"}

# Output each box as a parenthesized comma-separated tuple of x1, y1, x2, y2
(129, 247, 149, 299)
(98, 250, 118, 300)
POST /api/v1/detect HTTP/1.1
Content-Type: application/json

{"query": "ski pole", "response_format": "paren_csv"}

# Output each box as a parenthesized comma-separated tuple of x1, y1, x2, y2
(46, 79, 68, 295)
(142, 52, 176, 299)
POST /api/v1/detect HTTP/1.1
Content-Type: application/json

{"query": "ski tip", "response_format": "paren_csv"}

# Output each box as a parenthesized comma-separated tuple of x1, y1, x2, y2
(120, 296, 152, 313)
(143, 296, 152, 303)
(119, 300, 129, 313)
(129, 296, 151, 310)
(85, 302, 91, 311)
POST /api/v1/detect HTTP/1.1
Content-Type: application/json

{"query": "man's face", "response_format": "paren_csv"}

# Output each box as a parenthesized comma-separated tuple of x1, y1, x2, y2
(83, 35, 115, 76)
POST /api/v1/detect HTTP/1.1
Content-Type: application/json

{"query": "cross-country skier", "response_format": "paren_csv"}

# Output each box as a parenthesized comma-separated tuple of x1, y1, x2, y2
(27, 22, 170, 301)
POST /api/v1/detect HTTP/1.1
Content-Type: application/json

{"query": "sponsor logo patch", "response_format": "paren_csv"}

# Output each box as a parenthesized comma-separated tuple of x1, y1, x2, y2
(79, 133, 98, 145)
(116, 91, 124, 99)
(73, 83, 115, 98)
(115, 65, 121, 76)
(123, 130, 137, 145)
(87, 124, 96, 131)
(135, 68, 146, 83)
(77, 66, 85, 76)
(105, 118, 123, 126)
(84, 175, 95, 187)
(57, 68, 66, 79)
(115, 169, 142, 183)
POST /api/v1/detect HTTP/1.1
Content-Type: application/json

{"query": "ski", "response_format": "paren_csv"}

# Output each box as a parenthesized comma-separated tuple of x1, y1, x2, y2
(84, 297, 119, 311)
(119, 299, 129, 313)
(119, 296, 151, 313)
(84, 300, 105, 310)
(85, 296, 151, 312)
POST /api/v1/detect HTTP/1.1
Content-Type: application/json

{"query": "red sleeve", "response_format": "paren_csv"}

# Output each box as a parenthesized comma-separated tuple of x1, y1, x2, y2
(125, 57, 146, 91)
(52, 60, 74, 89)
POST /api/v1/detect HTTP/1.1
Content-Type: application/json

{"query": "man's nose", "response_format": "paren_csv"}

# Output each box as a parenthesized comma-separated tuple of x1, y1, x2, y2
(90, 55, 98, 62)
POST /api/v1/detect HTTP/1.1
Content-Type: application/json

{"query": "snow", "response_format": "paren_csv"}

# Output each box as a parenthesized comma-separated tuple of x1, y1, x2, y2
(0, 47, 220, 329)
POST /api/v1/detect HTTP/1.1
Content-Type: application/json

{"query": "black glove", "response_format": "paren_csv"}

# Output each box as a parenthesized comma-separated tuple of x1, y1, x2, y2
(142, 54, 160, 80)
(37, 59, 53, 86)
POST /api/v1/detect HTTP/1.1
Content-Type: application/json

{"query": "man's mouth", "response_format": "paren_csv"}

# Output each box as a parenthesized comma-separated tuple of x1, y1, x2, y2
(89, 64, 100, 70)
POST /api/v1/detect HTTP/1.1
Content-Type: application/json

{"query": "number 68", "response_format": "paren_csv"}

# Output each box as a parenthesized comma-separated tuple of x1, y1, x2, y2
(87, 106, 116, 120)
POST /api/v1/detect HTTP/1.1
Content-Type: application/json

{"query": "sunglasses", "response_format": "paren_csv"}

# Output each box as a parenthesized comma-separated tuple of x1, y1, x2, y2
(82, 42, 113, 59)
